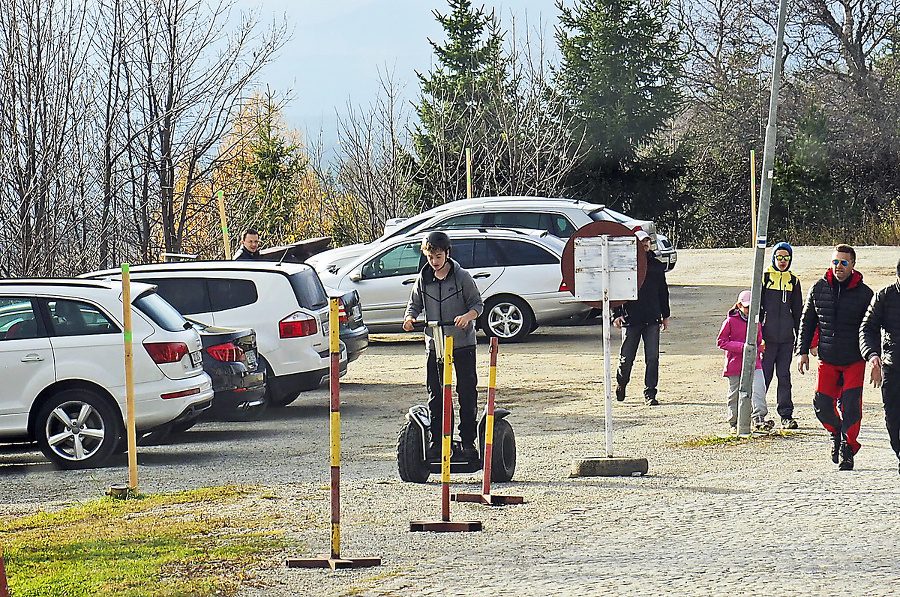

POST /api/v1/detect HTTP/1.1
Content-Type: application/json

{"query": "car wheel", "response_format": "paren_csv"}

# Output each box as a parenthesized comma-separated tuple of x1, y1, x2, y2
(35, 389, 122, 469)
(489, 418, 516, 483)
(397, 420, 431, 483)
(267, 388, 299, 408)
(480, 296, 534, 343)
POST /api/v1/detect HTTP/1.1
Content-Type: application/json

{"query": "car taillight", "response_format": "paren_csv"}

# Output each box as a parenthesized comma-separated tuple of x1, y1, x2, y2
(144, 342, 189, 364)
(279, 312, 318, 338)
(559, 280, 571, 293)
(161, 387, 201, 400)
(206, 342, 245, 362)
(337, 299, 348, 324)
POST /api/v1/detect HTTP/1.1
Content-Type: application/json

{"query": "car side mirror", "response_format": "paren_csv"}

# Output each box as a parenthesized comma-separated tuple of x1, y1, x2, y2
(350, 268, 363, 282)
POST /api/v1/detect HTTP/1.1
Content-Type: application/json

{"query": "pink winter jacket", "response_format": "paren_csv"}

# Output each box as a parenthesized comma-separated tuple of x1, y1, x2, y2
(716, 309, 764, 377)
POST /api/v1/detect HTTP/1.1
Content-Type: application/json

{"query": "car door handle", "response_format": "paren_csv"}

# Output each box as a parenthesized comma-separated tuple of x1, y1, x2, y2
(21, 353, 44, 362)
(473, 272, 491, 279)
(402, 278, 417, 285)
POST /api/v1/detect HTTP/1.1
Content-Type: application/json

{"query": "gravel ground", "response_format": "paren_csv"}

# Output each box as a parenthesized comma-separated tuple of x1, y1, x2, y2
(4, 246, 900, 596)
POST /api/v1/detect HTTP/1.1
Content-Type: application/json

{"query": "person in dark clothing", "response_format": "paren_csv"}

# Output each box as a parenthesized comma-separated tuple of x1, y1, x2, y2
(796, 244, 873, 471)
(859, 258, 900, 475)
(403, 231, 484, 461)
(233, 228, 261, 260)
(760, 242, 803, 429)
(613, 230, 671, 406)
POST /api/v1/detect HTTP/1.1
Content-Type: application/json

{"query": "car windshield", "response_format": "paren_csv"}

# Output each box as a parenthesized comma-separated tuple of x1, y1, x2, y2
(133, 291, 189, 332)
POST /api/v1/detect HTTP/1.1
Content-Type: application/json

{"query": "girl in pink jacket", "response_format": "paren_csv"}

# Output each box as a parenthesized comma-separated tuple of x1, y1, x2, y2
(717, 290, 772, 432)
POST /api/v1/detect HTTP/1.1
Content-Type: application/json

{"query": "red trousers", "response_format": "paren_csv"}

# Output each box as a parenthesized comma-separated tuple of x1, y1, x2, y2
(813, 360, 865, 453)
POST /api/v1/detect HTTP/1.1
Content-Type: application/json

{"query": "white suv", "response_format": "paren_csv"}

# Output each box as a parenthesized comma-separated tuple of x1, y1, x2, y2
(83, 261, 347, 407)
(0, 279, 213, 469)
(308, 195, 677, 273)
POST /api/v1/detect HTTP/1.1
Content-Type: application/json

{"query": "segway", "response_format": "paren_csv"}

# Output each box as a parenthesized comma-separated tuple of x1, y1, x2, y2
(397, 321, 517, 484)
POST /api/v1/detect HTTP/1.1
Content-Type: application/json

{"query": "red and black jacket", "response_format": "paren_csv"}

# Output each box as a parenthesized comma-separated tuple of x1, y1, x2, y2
(797, 269, 873, 366)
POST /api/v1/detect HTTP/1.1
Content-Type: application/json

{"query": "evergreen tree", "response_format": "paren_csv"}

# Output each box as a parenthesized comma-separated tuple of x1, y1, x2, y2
(414, 0, 507, 208)
(554, 0, 682, 214)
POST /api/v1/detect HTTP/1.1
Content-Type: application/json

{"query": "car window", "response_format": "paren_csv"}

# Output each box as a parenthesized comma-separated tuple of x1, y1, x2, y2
(436, 214, 487, 230)
(133, 291, 189, 332)
(47, 299, 120, 336)
(449, 239, 475, 268)
(361, 242, 424, 279)
(488, 239, 558, 267)
(289, 269, 329, 310)
(143, 277, 211, 315)
(0, 297, 41, 340)
(208, 278, 258, 311)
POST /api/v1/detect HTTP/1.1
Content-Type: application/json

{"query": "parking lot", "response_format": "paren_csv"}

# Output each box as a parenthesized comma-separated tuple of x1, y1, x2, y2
(3, 246, 900, 596)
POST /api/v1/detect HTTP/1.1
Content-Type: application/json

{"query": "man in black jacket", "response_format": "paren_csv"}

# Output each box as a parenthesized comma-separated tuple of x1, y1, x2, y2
(859, 258, 900, 474)
(234, 228, 261, 260)
(796, 244, 873, 470)
(613, 230, 670, 406)
(760, 242, 803, 429)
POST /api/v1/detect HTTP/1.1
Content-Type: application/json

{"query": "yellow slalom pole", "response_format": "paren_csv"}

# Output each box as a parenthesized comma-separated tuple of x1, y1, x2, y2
(466, 148, 472, 199)
(750, 150, 757, 248)
(441, 335, 454, 522)
(328, 298, 341, 559)
(216, 190, 231, 259)
(122, 264, 138, 491)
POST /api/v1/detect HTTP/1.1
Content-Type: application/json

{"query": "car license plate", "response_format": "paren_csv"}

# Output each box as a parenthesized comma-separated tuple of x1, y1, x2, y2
(245, 349, 257, 368)
(189, 350, 202, 368)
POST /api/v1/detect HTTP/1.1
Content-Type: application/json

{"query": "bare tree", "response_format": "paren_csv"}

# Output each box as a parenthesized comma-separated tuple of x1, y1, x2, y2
(0, 0, 98, 277)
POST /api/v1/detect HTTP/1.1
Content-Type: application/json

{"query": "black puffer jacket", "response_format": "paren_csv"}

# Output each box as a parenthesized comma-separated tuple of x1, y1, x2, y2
(860, 280, 900, 366)
(797, 269, 873, 366)
(613, 257, 670, 326)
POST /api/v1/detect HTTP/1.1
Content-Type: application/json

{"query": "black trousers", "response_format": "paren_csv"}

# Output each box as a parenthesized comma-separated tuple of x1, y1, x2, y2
(882, 363, 900, 460)
(426, 346, 478, 446)
(616, 323, 661, 399)
(762, 340, 794, 418)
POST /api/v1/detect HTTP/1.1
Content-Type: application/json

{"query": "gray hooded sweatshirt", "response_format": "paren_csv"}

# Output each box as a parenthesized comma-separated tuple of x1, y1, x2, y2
(405, 257, 484, 351)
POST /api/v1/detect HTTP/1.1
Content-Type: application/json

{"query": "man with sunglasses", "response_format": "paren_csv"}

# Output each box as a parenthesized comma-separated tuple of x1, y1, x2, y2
(859, 258, 900, 475)
(796, 244, 873, 470)
(760, 242, 803, 429)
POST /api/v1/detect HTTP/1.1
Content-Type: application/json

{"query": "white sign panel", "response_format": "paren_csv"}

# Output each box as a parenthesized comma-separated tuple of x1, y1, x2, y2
(573, 236, 638, 302)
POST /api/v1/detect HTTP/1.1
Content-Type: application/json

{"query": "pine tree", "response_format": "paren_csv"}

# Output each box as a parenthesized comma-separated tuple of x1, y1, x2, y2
(554, 0, 682, 211)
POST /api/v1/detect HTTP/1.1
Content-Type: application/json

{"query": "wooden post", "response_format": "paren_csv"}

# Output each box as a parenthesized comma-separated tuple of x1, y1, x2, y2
(216, 190, 231, 259)
(466, 148, 472, 199)
(122, 265, 138, 491)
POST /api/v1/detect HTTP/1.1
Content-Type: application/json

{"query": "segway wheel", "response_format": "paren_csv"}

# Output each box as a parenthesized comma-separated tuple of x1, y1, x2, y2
(397, 420, 431, 483)
(490, 418, 516, 483)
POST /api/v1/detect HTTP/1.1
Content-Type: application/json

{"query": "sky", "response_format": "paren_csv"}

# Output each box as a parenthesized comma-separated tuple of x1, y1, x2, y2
(237, 1, 560, 151)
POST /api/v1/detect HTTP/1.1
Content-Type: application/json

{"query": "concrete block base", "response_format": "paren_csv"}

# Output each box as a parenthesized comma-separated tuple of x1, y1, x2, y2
(570, 457, 649, 477)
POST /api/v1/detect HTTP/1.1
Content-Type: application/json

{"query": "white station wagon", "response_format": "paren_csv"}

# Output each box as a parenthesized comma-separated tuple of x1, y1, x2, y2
(0, 279, 213, 468)
(317, 228, 590, 342)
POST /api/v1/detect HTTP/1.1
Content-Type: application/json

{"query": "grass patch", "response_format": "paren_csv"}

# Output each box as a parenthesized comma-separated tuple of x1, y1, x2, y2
(0, 485, 288, 597)
(680, 429, 800, 448)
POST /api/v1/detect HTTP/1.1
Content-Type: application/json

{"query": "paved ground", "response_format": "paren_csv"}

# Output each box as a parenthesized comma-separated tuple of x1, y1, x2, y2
(4, 246, 900, 596)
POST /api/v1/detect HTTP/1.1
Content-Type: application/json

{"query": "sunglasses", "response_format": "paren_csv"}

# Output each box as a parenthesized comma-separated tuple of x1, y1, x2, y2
(832, 259, 850, 267)
(774, 255, 790, 262)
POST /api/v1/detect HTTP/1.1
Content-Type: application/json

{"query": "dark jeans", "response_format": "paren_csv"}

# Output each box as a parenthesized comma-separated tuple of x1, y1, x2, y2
(426, 346, 478, 446)
(881, 363, 900, 460)
(616, 322, 661, 399)
(762, 340, 794, 418)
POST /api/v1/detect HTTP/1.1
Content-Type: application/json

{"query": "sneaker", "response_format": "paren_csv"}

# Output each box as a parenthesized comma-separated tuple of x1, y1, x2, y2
(838, 442, 854, 470)
(752, 421, 768, 432)
(781, 417, 799, 430)
(729, 424, 737, 435)
(830, 433, 841, 464)
(762, 419, 775, 431)
(615, 384, 626, 402)
(458, 442, 479, 461)
(644, 396, 659, 406)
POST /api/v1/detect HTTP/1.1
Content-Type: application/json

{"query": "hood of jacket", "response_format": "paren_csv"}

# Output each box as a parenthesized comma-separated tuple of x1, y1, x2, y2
(770, 241, 793, 270)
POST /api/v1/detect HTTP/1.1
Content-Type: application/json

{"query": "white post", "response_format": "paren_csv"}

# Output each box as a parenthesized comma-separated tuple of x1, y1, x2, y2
(601, 235, 614, 458)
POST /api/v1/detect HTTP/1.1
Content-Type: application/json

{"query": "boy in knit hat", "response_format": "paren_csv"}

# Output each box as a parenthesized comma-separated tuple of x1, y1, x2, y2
(760, 242, 803, 429)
